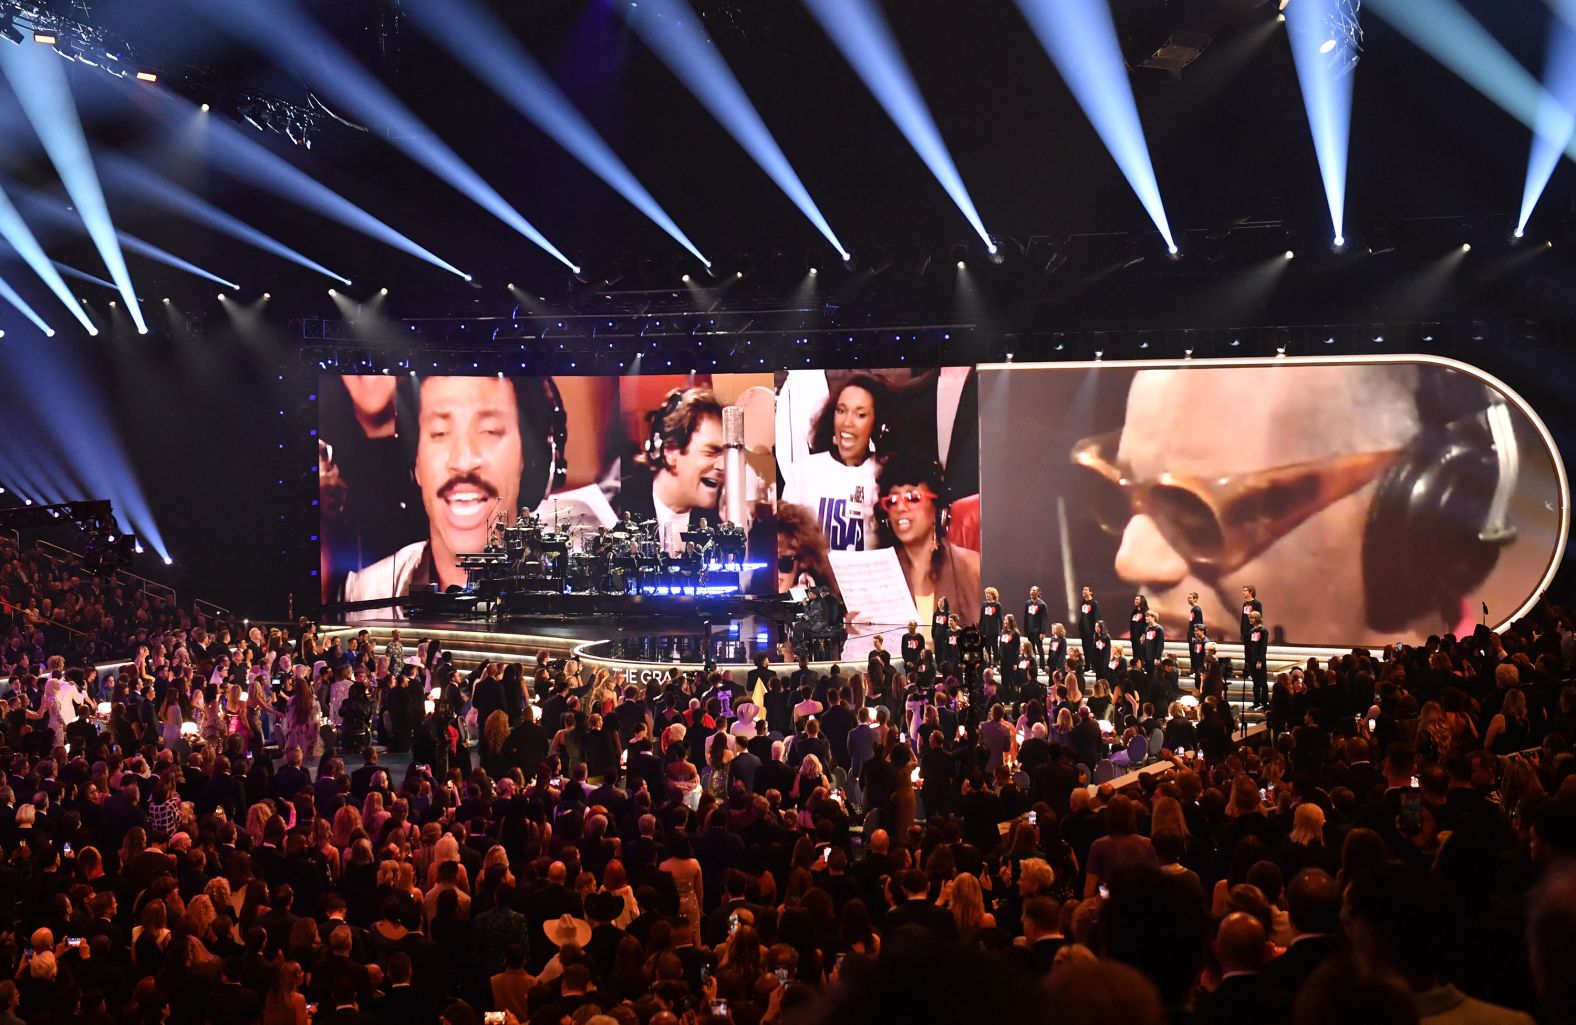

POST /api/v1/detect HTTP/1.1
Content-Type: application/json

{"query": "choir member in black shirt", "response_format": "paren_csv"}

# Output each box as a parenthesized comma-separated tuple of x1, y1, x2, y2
(1087, 620, 1112, 672)
(979, 588, 1003, 667)
(1244, 610, 1269, 708)
(931, 597, 952, 651)
(1185, 591, 1204, 640)
(1023, 586, 1048, 659)
(1128, 594, 1149, 654)
(1188, 625, 1209, 682)
(1142, 612, 1165, 668)
(1076, 586, 1099, 657)
(1044, 623, 1068, 674)
(900, 621, 926, 672)
(996, 614, 1022, 691)
(1239, 585, 1262, 645)
(1012, 639, 1039, 700)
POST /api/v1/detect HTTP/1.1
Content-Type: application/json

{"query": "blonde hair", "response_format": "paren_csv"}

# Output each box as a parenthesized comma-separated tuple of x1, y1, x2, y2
(1018, 857, 1055, 894)
(1151, 795, 1189, 838)
(948, 872, 989, 938)
(1290, 803, 1326, 846)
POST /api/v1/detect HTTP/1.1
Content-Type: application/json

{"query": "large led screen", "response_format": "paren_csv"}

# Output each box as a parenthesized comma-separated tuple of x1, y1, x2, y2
(978, 357, 1568, 648)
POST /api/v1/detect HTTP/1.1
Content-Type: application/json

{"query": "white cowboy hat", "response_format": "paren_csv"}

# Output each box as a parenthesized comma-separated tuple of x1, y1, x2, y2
(543, 914, 592, 948)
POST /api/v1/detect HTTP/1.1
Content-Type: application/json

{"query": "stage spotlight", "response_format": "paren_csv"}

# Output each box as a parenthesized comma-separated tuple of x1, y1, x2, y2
(804, 0, 997, 255)
(379, 287, 389, 295)
(1015, 0, 1179, 253)
(262, 292, 270, 299)
(0, 42, 149, 333)
(31, 32, 55, 45)
(1285, 249, 1296, 259)
(192, 0, 580, 273)
(135, 69, 157, 82)
(1167, 244, 1182, 260)
(956, 259, 966, 270)
(1462, 243, 1472, 252)
(808, 266, 818, 276)
(1286, 0, 1357, 259)
(162, 297, 170, 303)
(407, 0, 711, 269)
(327, 287, 336, 295)
(199, 102, 210, 112)
(216, 293, 225, 301)
(1333, 235, 1347, 250)
(1514, 227, 1525, 239)
(681, 273, 691, 283)
(621, 0, 849, 260)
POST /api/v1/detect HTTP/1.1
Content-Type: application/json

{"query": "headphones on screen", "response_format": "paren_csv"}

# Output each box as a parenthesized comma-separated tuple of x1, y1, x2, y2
(401, 375, 569, 511)
(643, 388, 689, 473)
(1361, 370, 1520, 632)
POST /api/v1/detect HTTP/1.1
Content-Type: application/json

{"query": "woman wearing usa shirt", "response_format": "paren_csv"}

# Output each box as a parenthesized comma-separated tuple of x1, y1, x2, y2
(780, 375, 893, 554)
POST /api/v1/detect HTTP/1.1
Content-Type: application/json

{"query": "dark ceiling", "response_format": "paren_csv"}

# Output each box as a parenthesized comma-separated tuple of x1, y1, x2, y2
(0, 0, 1567, 325)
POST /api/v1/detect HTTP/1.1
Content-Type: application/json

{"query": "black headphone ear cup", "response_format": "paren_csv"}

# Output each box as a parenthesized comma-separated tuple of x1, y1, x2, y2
(1364, 432, 1501, 632)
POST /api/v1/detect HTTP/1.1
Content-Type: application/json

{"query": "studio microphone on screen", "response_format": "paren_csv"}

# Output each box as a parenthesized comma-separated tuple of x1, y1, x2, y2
(723, 404, 747, 528)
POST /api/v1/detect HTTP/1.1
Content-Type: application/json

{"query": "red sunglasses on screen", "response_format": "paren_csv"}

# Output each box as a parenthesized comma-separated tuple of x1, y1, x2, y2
(879, 488, 938, 509)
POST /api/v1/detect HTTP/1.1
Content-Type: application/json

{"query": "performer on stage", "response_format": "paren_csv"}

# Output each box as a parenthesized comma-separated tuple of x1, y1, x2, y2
(1142, 611, 1166, 669)
(900, 620, 926, 672)
(1087, 620, 1112, 674)
(779, 374, 892, 553)
(1189, 624, 1209, 682)
(1014, 639, 1040, 700)
(1186, 591, 1204, 641)
(1024, 586, 1048, 660)
(1076, 586, 1100, 660)
(1239, 585, 1262, 647)
(979, 588, 1003, 667)
(1044, 623, 1068, 674)
(931, 597, 952, 653)
(1128, 593, 1150, 655)
(996, 613, 1022, 688)
(1245, 609, 1269, 709)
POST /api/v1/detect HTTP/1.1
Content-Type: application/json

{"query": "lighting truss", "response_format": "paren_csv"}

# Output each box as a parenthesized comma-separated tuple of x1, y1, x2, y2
(1325, 0, 1364, 75)
(0, 0, 321, 146)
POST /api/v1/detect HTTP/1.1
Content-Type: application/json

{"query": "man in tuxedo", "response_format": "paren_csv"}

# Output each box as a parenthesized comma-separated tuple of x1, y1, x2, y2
(1262, 869, 1345, 996)
(310, 925, 374, 1011)
(371, 953, 434, 1025)
(318, 977, 376, 1025)
(1009, 897, 1067, 977)
(1197, 912, 1291, 1025)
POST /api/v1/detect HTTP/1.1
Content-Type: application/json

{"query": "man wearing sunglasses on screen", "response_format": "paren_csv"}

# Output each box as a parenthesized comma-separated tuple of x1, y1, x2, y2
(1069, 364, 1518, 645)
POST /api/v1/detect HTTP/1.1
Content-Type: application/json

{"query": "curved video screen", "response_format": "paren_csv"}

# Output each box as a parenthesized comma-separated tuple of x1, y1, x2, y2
(978, 357, 1568, 648)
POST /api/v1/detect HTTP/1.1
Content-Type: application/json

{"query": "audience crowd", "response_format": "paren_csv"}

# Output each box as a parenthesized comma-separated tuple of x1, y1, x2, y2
(3, 533, 1576, 1025)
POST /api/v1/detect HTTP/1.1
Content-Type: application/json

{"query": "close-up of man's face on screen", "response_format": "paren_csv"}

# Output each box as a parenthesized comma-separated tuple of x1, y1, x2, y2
(979, 357, 1568, 647)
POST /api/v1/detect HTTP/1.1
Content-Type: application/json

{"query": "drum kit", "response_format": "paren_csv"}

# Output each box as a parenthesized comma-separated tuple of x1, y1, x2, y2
(462, 509, 751, 596)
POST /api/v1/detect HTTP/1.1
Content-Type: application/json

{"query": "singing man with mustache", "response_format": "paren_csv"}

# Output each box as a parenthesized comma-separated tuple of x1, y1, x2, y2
(344, 375, 530, 604)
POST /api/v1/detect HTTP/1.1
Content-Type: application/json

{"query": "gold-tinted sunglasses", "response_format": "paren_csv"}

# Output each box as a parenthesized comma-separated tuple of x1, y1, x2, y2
(1070, 430, 1400, 572)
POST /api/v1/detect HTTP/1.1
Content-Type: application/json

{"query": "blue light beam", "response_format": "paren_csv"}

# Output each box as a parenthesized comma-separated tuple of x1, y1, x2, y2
(0, 42, 149, 333)
(0, 273, 57, 336)
(1364, 0, 1573, 166)
(11, 187, 240, 290)
(185, 0, 578, 273)
(0, 184, 98, 334)
(98, 153, 351, 284)
(621, 0, 850, 260)
(1286, 0, 1356, 246)
(174, 102, 465, 279)
(407, 0, 711, 268)
(1521, 14, 1576, 235)
(1014, 0, 1178, 252)
(803, 0, 995, 255)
